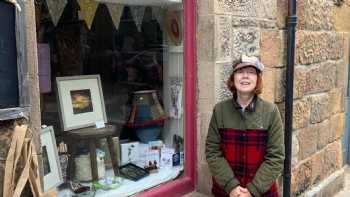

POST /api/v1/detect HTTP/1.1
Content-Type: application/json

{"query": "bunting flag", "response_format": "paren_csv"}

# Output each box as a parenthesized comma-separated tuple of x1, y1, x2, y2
(151, 6, 164, 31)
(105, 3, 124, 30)
(130, 6, 145, 32)
(78, 0, 98, 29)
(46, 0, 67, 26)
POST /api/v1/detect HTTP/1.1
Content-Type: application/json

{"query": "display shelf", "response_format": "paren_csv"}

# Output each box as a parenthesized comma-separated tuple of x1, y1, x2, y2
(57, 166, 183, 197)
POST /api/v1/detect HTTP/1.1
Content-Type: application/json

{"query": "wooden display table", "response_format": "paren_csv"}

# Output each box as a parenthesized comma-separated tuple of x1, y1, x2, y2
(65, 124, 120, 181)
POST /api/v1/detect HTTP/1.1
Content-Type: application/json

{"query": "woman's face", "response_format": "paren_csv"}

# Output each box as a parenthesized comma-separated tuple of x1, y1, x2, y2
(233, 66, 258, 95)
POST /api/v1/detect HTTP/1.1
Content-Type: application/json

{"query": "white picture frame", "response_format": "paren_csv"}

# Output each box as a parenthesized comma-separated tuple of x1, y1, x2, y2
(41, 126, 63, 192)
(56, 75, 107, 131)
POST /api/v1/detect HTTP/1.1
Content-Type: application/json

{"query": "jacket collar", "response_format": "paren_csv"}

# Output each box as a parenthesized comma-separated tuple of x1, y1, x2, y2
(232, 94, 257, 112)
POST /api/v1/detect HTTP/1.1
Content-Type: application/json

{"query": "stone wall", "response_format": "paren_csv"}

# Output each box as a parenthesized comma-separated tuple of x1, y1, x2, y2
(197, 0, 349, 196)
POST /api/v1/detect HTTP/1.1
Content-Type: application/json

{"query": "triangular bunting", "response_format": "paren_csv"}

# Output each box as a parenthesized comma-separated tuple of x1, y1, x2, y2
(46, 0, 67, 26)
(78, 0, 98, 29)
(152, 7, 164, 31)
(105, 3, 124, 30)
(130, 6, 145, 32)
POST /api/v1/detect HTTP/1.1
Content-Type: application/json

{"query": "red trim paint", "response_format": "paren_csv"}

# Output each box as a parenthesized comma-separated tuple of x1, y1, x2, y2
(137, 0, 197, 196)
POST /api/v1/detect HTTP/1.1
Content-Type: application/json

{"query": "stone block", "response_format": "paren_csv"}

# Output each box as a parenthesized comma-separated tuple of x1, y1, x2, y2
(232, 28, 260, 60)
(297, 127, 318, 160)
(294, 66, 307, 99)
(329, 88, 345, 115)
(198, 61, 216, 101)
(197, 16, 215, 62)
(309, 93, 330, 124)
(304, 62, 336, 95)
(334, 1, 350, 32)
(231, 17, 276, 29)
(296, 31, 343, 65)
(197, 0, 214, 15)
(293, 98, 311, 130)
(215, 15, 232, 62)
(336, 59, 348, 89)
(276, 0, 287, 29)
(315, 120, 331, 150)
(260, 67, 275, 102)
(274, 68, 285, 103)
(330, 113, 345, 141)
(199, 113, 212, 163)
(260, 30, 283, 68)
(292, 160, 313, 196)
(292, 132, 300, 167)
(296, 0, 334, 31)
(311, 151, 324, 185)
(323, 141, 343, 177)
(197, 162, 213, 195)
(214, 0, 276, 19)
(215, 62, 233, 102)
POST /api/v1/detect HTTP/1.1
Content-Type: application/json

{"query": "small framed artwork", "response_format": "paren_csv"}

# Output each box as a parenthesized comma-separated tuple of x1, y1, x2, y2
(41, 126, 63, 192)
(56, 75, 107, 131)
(120, 141, 139, 165)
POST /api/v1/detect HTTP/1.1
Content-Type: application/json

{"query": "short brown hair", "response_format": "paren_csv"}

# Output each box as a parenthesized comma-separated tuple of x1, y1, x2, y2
(226, 67, 263, 95)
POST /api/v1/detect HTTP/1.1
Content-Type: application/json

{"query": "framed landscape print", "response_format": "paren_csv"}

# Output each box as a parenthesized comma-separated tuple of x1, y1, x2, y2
(41, 126, 63, 192)
(56, 75, 107, 131)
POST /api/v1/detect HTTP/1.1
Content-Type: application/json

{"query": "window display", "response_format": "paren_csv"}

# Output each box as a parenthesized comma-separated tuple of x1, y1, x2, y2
(36, 0, 184, 196)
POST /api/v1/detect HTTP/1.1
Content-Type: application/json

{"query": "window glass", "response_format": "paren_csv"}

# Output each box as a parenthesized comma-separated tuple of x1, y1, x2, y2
(37, 0, 184, 196)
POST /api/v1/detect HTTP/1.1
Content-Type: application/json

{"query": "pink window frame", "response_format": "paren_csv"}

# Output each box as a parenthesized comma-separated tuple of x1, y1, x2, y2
(137, 0, 197, 196)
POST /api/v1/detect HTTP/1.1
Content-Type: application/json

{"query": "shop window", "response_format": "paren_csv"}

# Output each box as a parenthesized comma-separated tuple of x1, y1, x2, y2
(37, 0, 194, 196)
(0, 1, 31, 120)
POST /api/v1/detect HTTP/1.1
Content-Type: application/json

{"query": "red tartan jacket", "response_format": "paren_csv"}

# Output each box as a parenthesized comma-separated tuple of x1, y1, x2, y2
(205, 96, 284, 197)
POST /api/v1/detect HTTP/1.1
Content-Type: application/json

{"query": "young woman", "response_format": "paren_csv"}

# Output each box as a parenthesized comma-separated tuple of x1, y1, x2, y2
(205, 55, 284, 197)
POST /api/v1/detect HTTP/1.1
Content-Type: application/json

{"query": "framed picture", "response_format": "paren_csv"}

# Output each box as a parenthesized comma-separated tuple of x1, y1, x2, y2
(41, 126, 63, 192)
(56, 75, 107, 131)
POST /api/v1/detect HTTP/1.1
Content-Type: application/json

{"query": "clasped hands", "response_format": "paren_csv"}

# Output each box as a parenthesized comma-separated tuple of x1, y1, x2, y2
(229, 186, 252, 197)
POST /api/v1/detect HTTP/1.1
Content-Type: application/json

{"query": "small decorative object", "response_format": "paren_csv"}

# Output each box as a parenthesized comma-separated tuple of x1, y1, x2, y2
(56, 75, 107, 131)
(74, 149, 106, 181)
(172, 152, 180, 166)
(100, 137, 120, 169)
(58, 142, 69, 181)
(127, 90, 167, 143)
(93, 176, 123, 190)
(119, 163, 149, 181)
(160, 147, 175, 168)
(165, 10, 182, 46)
(120, 141, 139, 165)
(169, 77, 183, 119)
(70, 181, 90, 194)
(41, 126, 63, 192)
(173, 134, 183, 153)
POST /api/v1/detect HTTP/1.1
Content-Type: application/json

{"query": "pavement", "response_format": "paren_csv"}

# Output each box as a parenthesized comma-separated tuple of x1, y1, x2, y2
(334, 167, 350, 197)
(184, 167, 350, 197)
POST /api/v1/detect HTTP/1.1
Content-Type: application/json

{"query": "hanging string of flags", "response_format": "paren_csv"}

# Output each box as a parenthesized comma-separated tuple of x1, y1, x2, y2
(46, 0, 67, 26)
(105, 3, 124, 30)
(77, 0, 99, 29)
(44, 0, 170, 30)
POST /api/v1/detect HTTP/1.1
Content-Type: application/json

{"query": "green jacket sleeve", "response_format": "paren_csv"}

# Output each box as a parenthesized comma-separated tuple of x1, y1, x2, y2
(246, 105, 285, 197)
(205, 104, 240, 194)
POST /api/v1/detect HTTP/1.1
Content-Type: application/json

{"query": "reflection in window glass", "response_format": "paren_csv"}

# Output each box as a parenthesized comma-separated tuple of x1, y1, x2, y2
(37, 0, 184, 196)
